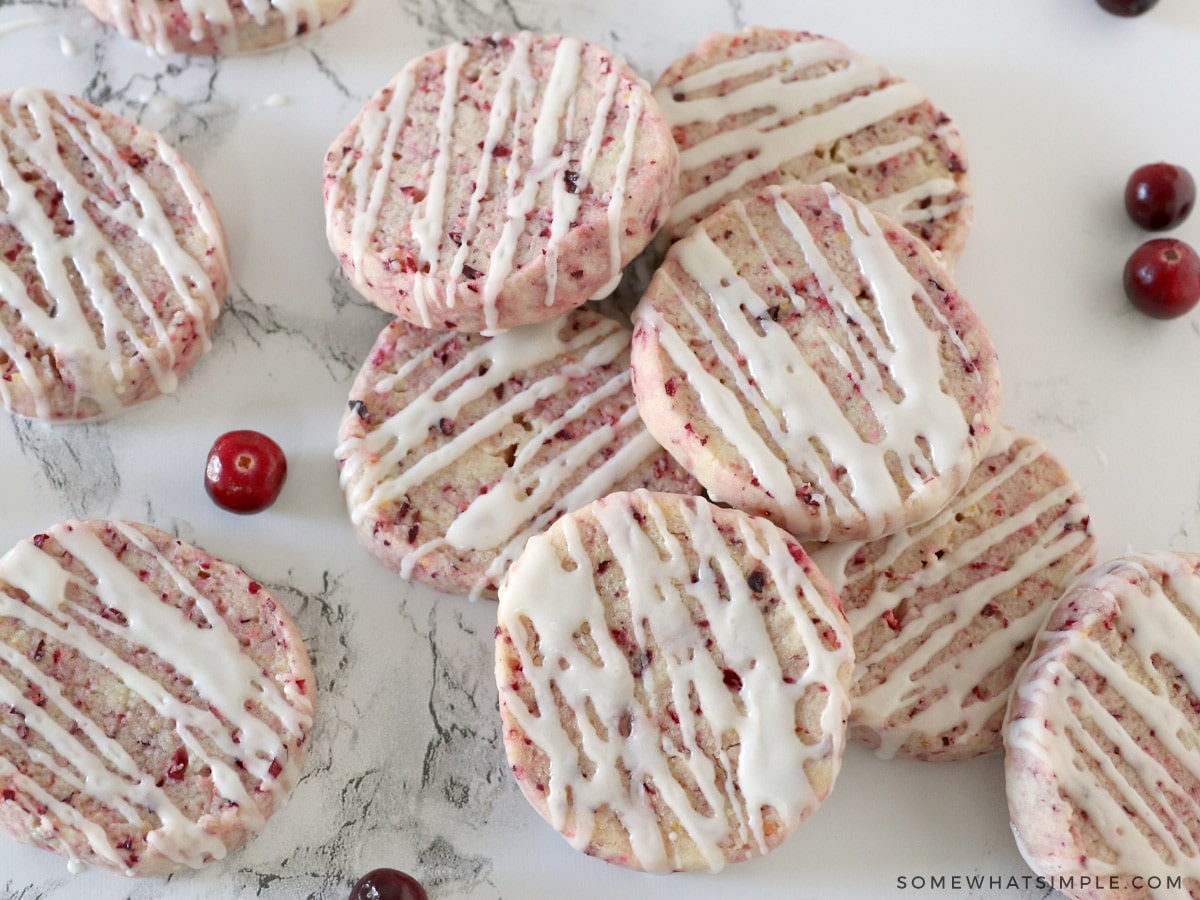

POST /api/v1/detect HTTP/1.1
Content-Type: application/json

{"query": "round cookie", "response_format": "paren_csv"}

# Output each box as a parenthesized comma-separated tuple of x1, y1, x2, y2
(323, 32, 679, 333)
(0, 520, 314, 876)
(808, 426, 1097, 761)
(630, 180, 1000, 544)
(1004, 551, 1200, 899)
(0, 88, 229, 422)
(81, 0, 353, 55)
(655, 28, 973, 263)
(336, 310, 699, 601)
(495, 489, 854, 873)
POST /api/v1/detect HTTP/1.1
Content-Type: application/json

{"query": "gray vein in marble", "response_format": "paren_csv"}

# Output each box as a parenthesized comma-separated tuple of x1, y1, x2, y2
(10, 419, 120, 519)
(397, 0, 534, 49)
(222, 285, 373, 383)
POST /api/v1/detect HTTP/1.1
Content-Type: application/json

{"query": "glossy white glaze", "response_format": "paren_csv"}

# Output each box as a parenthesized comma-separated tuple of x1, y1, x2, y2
(497, 490, 853, 872)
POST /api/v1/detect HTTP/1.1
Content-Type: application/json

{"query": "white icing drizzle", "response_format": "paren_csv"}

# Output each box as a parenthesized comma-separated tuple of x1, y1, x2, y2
(327, 34, 639, 331)
(497, 490, 852, 873)
(0, 89, 226, 420)
(1007, 552, 1200, 886)
(656, 33, 961, 234)
(0, 521, 311, 872)
(634, 183, 974, 540)
(100, 0, 324, 54)
(337, 315, 669, 600)
(809, 427, 1093, 758)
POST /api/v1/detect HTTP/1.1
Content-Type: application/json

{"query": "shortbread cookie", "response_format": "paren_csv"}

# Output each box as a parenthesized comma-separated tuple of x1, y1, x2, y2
(1005, 551, 1200, 898)
(496, 489, 853, 873)
(0, 89, 229, 422)
(323, 32, 679, 333)
(81, 0, 353, 55)
(809, 427, 1096, 761)
(631, 181, 1000, 543)
(655, 28, 972, 263)
(0, 520, 314, 876)
(336, 311, 699, 601)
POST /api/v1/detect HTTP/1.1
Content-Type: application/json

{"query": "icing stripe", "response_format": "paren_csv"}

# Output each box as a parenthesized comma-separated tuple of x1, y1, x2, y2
(326, 34, 641, 331)
(0, 521, 311, 872)
(0, 89, 226, 420)
(338, 315, 676, 600)
(810, 427, 1095, 759)
(634, 183, 978, 540)
(1007, 552, 1200, 881)
(655, 31, 965, 242)
(497, 491, 852, 872)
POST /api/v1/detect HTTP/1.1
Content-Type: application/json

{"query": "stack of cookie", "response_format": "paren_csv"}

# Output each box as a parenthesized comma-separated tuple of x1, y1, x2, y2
(324, 25, 1200, 892)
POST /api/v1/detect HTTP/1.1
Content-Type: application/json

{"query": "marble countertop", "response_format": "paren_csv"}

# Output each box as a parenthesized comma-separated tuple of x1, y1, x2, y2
(3, 1, 1200, 897)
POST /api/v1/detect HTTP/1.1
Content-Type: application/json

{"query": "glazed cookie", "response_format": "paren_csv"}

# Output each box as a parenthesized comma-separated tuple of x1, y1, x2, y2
(0, 89, 229, 422)
(0, 520, 314, 876)
(495, 489, 854, 873)
(323, 32, 679, 333)
(808, 426, 1097, 761)
(655, 28, 972, 263)
(336, 310, 699, 601)
(81, 0, 353, 55)
(631, 181, 1000, 543)
(1005, 551, 1200, 899)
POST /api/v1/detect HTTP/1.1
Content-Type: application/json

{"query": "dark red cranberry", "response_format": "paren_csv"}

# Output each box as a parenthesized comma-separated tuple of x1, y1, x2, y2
(349, 868, 429, 900)
(204, 430, 287, 514)
(1096, 0, 1159, 15)
(1125, 163, 1195, 230)
(1123, 238, 1200, 319)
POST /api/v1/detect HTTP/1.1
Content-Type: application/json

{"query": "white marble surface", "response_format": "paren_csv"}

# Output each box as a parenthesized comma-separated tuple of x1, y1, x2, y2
(2, 1, 1200, 897)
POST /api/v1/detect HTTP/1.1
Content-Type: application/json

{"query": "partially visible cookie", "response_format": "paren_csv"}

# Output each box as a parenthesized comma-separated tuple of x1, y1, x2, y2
(323, 32, 679, 333)
(1005, 551, 1200, 899)
(0, 89, 229, 422)
(495, 489, 854, 873)
(809, 426, 1097, 761)
(0, 520, 314, 876)
(631, 180, 1000, 543)
(336, 311, 698, 600)
(655, 28, 972, 263)
(81, 0, 353, 55)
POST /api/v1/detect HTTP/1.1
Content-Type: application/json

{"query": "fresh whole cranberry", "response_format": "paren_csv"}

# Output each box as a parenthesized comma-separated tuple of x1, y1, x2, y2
(204, 430, 288, 513)
(1125, 163, 1196, 230)
(348, 868, 429, 900)
(1095, 0, 1159, 15)
(1123, 238, 1200, 319)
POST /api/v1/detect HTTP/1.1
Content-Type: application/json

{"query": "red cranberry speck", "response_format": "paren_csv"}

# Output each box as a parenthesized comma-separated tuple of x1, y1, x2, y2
(204, 430, 288, 514)
(1095, 0, 1159, 15)
(1125, 163, 1195, 231)
(349, 868, 429, 900)
(1123, 238, 1200, 319)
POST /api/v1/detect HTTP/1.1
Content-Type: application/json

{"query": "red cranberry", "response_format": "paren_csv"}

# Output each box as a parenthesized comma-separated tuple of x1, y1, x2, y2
(349, 868, 429, 900)
(1095, 0, 1158, 15)
(204, 430, 288, 514)
(1123, 238, 1200, 319)
(1125, 163, 1196, 230)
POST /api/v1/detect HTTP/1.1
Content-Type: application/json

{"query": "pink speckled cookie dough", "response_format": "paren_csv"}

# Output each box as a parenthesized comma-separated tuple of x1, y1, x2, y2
(336, 310, 699, 600)
(808, 426, 1097, 761)
(1004, 551, 1200, 900)
(0, 89, 229, 422)
(655, 28, 973, 264)
(0, 520, 314, 876)
(323, 32, 679, 333)
(81, 0, 353, 55)
(631, 181, 1000, 544)
(495, 489, 853, 873)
